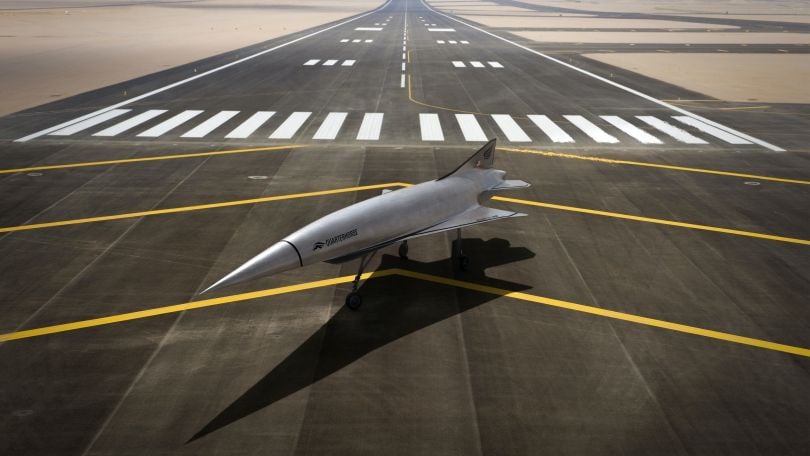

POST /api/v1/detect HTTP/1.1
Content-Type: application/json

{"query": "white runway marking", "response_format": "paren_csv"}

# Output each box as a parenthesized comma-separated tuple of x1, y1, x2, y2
(421, 0, 782, 152)
(356, 113, 383, 140)
(437, 40, 445, 43)
(49, 109, 131, 136)
(461, 40, 469, 44)
(429, 28, 455, 32)
(600, 115, 661, 144)
(564, 115, 619, 143)
(355, 27, 383, 31)
(402, 52, 406, 59)
(527, 115, 574, 143)
(452, 61, 466, 67)
(137, 110, 203, 137)
(403, 45, 407, 51)
(312, 112, 348, 140)
(352, 39, 361, 43)
(181, 110, 239, 138)
(470, 61, 485, 68)
(269, 112, 311, 139)
(449, 40, 457, 44)
(419, 113, 444, 141)
(455, 114, 488, 142)
(323, 59, 338, 66)
(636, 116, 707, 144)
(492, 114, 531, 142)
(487, 61, 503, 68)
(366, 39, 373, 43)
(672, 116, 753, 144)
(93, 110, 166, 137)
(401, 74, 406, 88)
(342, 60, 356, 66)
(340, 39, 349, 42)
(303, 59, 320, 66)
(402, 62, 406, 71)
(225, 111, 275, 139)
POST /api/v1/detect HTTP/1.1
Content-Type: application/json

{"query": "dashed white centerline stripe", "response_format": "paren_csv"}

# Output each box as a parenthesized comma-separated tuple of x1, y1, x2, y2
(93, 109, 166, 137)
(672, 116, 753, 145)
(492, 114, 530, 142)
(419, 113, 444, 141)
(401, 74, 406, 88)
(269, 111, 311, 139)
(181, 110, 239, 138)
(137, 110, 203, 137)
(356, 113, 383, 140)
(355, 27, 383, 31)
(49, 109, 131, 136)
(527, 115, 574, 143)
(225, 111, 275, 139)
(636, 116, 707, 144)
(429, 28, 455, 32)
(312, 112, 348, 140)
(600, 115, 661, 144)
(402, 62, 406, 71)
(564, 115, 619, 143)
(455, 114, 488, 142)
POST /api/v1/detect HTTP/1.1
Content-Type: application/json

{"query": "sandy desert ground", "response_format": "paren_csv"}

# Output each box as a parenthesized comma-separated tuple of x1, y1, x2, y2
(0, 0, 384, 116)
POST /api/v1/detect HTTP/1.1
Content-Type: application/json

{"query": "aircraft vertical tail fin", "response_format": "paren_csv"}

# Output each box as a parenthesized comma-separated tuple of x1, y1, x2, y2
(438, 138, 496, 180)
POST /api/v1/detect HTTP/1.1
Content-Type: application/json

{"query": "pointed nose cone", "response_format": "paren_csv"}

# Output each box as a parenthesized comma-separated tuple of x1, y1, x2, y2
(200, 241, 301, 295)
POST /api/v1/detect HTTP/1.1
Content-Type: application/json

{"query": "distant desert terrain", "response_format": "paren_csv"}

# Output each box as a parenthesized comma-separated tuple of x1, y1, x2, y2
(0, 0, 384, 116)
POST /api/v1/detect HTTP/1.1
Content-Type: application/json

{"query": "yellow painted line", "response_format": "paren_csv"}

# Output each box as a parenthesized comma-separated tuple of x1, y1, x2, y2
(0, 145, 302, 175)
(493, 195, 810, 246)
(498, 146, 810, 186)
(0, 270, 394, 342)
(0, 183, 409, 234)
(2, 268, 808, 358)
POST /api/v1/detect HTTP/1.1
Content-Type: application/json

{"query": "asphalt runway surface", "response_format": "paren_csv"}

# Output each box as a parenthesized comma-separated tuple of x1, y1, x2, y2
(1, 0, 809, 454)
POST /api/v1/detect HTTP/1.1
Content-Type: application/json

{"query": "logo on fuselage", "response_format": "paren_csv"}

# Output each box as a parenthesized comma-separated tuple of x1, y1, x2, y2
(313, 229, 358, 251)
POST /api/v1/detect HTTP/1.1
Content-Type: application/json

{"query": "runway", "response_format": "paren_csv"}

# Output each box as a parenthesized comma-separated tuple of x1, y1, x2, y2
(1, 0, 809, 454)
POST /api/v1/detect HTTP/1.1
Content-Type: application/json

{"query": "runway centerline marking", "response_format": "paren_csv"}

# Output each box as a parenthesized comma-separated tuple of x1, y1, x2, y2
(14, 0, 394, 142)
(2, 268, 808, 358)
(419, 0, 784, 152)
(0, 182, 807, 246)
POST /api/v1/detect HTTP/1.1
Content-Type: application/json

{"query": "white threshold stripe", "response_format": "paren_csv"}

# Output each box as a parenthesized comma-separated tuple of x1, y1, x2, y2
(636, 116, 706, 144)
(488, 61, 503, 68)
(470, 61, 485, 68)
(323, 59, 338, 66)
(437, 40, 445, 43)
(312, 112, 348, 140)
(181, 110, 239, 138)
(225, 111, 275, 139)
(342, 60, 356, 66)
(357, 113, 384, 140)
(527, 115, 573, 143)
(92, 110, 166, 137)
(137, 110, 203, 137)
(49, 109, 131, 136)
(401, 74, 406, 88)
(269, 112, 311, 139)
(564, 115, 619, 143)
(419, 113, 444, 141)
(15, 0, 393, 143)
(340, 39, 349, 42)
(452, 61, 466, 67)
(303, 59, 320, 66)
(352, 39, 361, 43)
(455, 114, 488, 142)
(673, 116, 753, 145)
(419, 0, 783, 152)
(600, 115, 661, 144)
(491, 114, 530, 142)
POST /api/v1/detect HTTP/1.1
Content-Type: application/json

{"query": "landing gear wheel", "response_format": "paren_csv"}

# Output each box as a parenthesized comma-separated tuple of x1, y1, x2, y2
(398, 241, 409, 260)
(346, 292, 362, 310)
(458, 255, 469, 271)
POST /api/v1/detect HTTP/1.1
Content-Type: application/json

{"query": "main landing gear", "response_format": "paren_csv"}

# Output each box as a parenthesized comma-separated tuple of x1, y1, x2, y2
(452, 228, 469, 271)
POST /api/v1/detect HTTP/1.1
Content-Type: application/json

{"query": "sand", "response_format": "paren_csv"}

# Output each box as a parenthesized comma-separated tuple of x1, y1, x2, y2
(0, 0, 384, 116)
(511, 31, 810, 44)
(516, 0, 810, 17)
(584, 53, 810, 104)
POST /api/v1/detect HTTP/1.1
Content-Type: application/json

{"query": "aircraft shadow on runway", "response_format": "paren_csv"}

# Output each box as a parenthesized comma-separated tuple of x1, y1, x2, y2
(189, 237, 535, 442)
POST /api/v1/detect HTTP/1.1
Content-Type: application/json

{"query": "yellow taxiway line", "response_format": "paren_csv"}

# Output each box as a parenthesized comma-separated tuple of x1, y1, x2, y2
(2, 268, 808, 358)
(1, 182, 807, 246)
(0, 145, 301, 175)
(497, 146, 810, 186)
